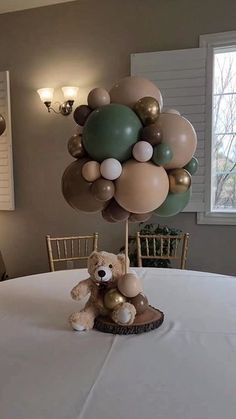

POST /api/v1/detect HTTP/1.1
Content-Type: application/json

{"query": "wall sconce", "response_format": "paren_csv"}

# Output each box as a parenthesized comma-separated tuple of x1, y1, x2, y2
(37, 86, 78, 116)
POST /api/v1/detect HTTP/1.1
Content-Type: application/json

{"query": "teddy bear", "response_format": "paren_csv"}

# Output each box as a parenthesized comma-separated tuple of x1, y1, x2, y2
(69, 251, 138, 331)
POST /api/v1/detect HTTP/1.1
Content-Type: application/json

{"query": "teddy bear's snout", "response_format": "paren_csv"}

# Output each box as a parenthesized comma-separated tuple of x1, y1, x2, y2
(94, 265, 112, 283)
(98, 269, 106, 278)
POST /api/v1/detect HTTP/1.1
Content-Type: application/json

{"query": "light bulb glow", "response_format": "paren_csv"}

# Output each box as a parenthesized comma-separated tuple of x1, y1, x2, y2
(62, 86, 78, 100)
(37, 88, 54, 102)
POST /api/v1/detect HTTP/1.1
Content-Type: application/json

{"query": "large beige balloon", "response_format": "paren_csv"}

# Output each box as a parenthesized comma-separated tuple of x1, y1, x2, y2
(115, 160, 169, 213)
(62, 159, 106, 213)
(110, 76, 163, 109)
(118, 273, 143, 298)
(156, 113, 197, 169)
(87, 87, 110, 109)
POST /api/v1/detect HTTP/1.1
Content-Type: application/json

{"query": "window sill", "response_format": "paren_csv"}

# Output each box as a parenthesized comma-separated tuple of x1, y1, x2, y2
(197, 211, 236, 225)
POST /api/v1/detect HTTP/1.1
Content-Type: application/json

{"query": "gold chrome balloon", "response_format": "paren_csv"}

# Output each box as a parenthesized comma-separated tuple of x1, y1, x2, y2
(168, 169, 191, 194)
(104, 288, 127, 310)
(133, 96, 160, 126)
(67, 134, 85, 159)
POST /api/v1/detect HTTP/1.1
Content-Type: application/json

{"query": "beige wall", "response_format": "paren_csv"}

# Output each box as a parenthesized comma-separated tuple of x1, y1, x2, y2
(0, 0, 236, 278)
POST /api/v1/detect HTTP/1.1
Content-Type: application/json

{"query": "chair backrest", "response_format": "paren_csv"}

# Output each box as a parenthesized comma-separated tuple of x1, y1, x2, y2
(136, 232, 189, 269)
(0, 250, 8, 281)
(46, 233, 98, 272)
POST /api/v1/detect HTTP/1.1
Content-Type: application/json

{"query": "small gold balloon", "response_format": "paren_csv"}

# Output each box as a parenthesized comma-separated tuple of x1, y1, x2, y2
(104, 288, 127, 310)
(168, 168, 191, 194)
(133, 96, 160, 126)
(67, 134, 85, 159)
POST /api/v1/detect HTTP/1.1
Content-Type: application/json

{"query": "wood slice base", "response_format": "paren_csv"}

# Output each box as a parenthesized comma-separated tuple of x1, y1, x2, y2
(94, 306, 164, 335)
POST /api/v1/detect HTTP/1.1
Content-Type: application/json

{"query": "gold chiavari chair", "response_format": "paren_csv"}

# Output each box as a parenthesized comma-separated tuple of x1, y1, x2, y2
(136, 232, 189, 269)
(46, 233, 99, 272)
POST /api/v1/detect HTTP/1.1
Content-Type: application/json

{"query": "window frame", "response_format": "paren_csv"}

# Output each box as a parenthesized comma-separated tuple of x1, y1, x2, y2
(198, 31, 236, 225)
(0, 70, 14, 211)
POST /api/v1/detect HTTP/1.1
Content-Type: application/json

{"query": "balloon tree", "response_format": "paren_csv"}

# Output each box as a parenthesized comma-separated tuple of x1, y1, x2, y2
(62, 76, 198, 333)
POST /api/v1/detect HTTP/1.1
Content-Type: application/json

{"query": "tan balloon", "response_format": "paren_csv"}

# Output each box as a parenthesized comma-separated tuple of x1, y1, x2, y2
(110, 76, 163, 109)
(133, 96, 160, 125)
(87, 87, 110, 109)
(155, 113, 197, 169)
(104, 288, 127, 310)
(169, 169, 191, 194)
(162, 108, 180, 115)
(115, 160, 169, 213)
(62, 159, 106, 213)
(82, 161, 101, 182)
(118, 273, 143, 298)
(67, 134, 85, 159)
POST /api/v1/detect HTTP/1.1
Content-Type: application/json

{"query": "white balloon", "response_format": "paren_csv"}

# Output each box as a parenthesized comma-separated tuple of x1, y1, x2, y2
(100, 158, 122, 180)
(132, 141, 153, 162)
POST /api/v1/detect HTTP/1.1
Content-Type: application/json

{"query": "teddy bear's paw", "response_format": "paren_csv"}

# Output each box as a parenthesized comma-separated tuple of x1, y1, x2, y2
(112, 302, 136, 325)
(71, 288, 81, 301)
(69, 311, 94, 331)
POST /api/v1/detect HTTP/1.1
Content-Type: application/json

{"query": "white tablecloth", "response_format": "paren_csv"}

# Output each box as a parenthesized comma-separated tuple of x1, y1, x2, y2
(0, 268, 236, 419)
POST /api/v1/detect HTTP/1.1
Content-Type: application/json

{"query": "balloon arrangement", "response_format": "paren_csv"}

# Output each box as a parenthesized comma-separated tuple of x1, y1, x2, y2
(62, 76, 198, 222)
(62, 76, 198, 333)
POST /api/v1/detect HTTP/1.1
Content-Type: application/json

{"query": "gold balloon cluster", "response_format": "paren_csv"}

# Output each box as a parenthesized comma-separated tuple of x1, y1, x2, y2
(103, 287, 149, 315)
(62, 76, 198, 222)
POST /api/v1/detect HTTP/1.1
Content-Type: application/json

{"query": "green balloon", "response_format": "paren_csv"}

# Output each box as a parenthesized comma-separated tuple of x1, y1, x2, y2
(154, 188, 191, 217)
(152, 143, 173, 166)
(184, 157, 199, 175)
(82, 104, 142, 162)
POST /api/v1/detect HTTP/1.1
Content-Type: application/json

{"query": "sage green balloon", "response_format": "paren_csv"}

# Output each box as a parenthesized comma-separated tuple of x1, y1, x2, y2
(82, 104, 142, 162)
(184, 156, 199, 175)
(152, 143, 173, 166)
(154, 188, 191, 217)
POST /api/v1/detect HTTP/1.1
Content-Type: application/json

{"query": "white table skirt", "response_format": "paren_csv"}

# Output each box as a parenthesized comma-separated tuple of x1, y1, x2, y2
(1, 268, 236, 419)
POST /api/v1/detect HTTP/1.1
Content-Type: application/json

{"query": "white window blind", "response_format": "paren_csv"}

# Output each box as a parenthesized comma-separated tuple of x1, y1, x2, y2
(0, 71, 14, 210)
(131, 48, 207, 212)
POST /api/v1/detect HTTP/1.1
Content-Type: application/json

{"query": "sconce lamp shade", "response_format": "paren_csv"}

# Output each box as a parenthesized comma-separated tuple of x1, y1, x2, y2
(62, 86, 78, 101)
(37, 88, 54, 103)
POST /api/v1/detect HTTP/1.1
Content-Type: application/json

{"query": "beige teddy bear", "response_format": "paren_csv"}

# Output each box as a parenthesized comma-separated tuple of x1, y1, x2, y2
(69, 251, 137, 331)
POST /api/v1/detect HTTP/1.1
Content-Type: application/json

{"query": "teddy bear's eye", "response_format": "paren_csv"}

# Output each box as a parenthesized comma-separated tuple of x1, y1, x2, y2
(109, 264, 113, 268)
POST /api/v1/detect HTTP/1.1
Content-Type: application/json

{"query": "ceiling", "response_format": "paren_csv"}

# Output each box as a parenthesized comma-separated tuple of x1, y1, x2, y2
(0, 0, 75, 14)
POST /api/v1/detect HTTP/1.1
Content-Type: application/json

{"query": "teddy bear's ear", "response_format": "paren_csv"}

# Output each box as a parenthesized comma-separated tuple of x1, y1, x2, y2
(87, 251, 100, 273)
(89, 251, 99, 260)
(117, 253, 129, 268)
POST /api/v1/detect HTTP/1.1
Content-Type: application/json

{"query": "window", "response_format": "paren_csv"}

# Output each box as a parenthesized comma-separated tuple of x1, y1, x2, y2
(198, 31, 236, 224)
(131, 31, 236, 224)
(211, 48, 236, 213)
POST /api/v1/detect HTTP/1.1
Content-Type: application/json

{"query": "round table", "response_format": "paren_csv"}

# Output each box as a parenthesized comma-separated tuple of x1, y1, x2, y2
(1, 268, 236, 419)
